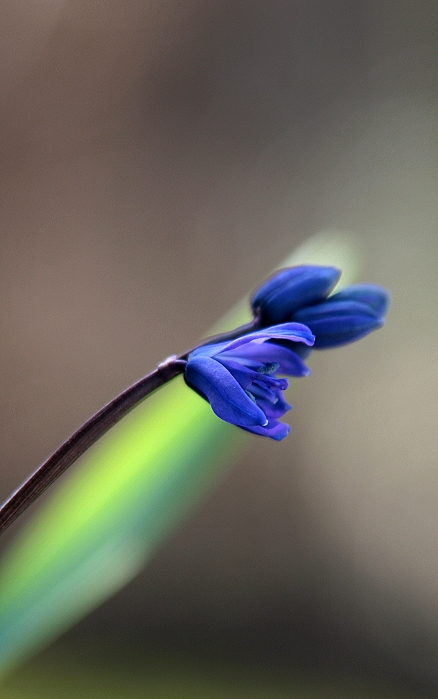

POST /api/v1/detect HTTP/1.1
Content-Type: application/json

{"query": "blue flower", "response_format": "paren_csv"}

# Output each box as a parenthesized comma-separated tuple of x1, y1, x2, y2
(184, 267, 389, 440)
(252, 266, 390, 349)
(293, 284, 389, 349)
(251, 265, 341, 325)
(185, 323, 315, 440)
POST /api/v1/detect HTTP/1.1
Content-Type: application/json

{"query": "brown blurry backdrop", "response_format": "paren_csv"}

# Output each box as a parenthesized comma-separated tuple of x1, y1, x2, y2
(1, 0, 438, 694)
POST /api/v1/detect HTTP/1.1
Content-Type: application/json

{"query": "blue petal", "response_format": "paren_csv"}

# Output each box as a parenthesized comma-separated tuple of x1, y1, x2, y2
(220, 341, 311, 377)
(250, 379, 286, 406)
(184, 356, 267, 426)
(294, 300, 384, 348)
(286, 342, 313, 360)
(213, 358, 268, 391)
(242, 420, 291, 440)
(220, 323, 315, 353)
(188, 340, 231, 359)
(251, 265, 341, 325)
(254, 392, 291, 419)
(296, 299, 379, 320)
(328, 284, 390, 317)
(216, 358, 289, 403)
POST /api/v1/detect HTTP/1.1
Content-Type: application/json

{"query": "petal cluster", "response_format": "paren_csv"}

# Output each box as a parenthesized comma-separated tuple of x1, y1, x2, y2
(185, 323, 315, 440)
(184, 265, 389, 441)
(252, 266, 390, 349)
(252, 265, 340, 325)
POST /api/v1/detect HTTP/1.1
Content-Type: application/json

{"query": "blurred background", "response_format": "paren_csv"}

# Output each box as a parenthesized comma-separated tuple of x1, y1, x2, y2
(0, 1, 438, 696)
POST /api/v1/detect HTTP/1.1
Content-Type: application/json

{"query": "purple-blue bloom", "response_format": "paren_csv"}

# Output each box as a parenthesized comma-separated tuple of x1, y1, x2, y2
(184, 267, 388, 440)
(184, 323, 315, 440)
(293, 284, 388, 349)
(251, 265, 341, 325)
(252, 266, 390, 350)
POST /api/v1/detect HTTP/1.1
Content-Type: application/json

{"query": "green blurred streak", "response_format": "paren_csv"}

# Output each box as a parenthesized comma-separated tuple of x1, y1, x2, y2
(0, 382, 246, 676)
(0, 231, 362, 677)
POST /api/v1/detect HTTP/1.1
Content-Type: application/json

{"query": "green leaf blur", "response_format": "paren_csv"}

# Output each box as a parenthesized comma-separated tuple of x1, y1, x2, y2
(0, 231, 362, 678)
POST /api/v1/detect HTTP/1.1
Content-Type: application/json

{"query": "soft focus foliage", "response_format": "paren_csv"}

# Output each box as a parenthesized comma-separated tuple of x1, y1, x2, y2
(0, 236, 360, 680)
(2, 642, 415, 699)
(0, 379, 244, 677)
(0, 0, 437, 695)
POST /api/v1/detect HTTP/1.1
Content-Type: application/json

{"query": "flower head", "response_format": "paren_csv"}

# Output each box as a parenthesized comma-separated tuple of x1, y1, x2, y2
(252, 266, 390, 350)
(185, 323, 315, 440)
(293, 283, 389, 349)
(184, 266, 389, 441)
(251, 265, 341, 325)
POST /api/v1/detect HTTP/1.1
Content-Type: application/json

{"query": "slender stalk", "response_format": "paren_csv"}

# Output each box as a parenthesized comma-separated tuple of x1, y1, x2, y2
(0, 359, 185, 536)
(0, 318, 259, 537)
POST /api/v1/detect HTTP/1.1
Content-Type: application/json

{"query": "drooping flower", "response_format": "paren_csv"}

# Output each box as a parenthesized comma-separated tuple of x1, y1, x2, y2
(184, 323, 315, 440)
(293, 284, 389, 349)
(252, 266, 389, 349)
(251, 265, 341, 325)
(184, 267, 389, 440)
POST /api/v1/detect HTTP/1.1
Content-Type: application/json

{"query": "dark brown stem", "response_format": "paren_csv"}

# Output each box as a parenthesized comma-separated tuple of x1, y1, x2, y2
(0, 317, 258, 537)
(0, 361, 185, 536)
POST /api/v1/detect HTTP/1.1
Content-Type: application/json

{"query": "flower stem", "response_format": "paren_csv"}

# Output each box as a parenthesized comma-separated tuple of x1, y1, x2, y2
(0, 318, 259, 537)
(0, 360, 186, 537)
